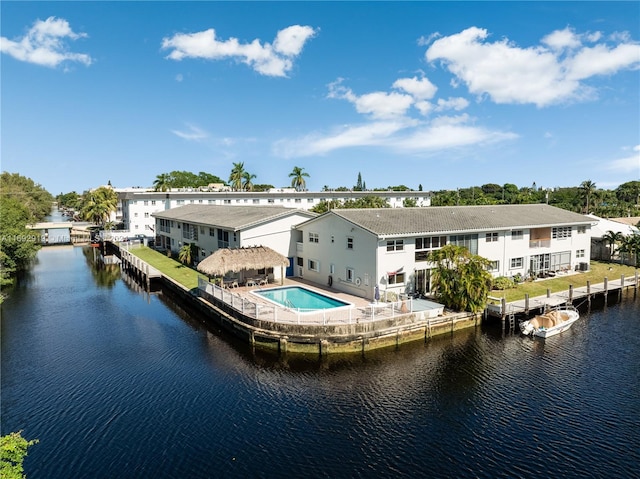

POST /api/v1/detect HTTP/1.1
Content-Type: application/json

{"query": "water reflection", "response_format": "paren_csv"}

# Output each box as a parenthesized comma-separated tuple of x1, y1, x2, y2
(82, 245, 121, 288)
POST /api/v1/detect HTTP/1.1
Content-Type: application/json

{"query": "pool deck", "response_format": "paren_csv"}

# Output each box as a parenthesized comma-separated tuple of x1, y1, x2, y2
(225, 276, 374, 310)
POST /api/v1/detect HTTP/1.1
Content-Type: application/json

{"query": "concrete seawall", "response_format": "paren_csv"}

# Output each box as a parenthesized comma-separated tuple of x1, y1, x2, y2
(155, 267, 479, 356)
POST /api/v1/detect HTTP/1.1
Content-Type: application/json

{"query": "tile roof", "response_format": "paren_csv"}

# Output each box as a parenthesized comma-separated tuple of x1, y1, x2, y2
(329, 204, 593, 236)
(152, 204, 315, 230)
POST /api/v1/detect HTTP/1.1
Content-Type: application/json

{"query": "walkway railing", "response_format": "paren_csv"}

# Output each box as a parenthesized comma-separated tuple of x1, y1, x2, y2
(197, 277, 436, 326)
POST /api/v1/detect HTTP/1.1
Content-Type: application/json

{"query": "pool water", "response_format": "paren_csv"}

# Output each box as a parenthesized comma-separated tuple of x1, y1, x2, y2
(253, 286, 351, 310)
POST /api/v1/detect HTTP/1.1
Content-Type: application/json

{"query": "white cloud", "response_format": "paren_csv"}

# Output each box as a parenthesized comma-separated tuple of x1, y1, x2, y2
(161, 25, 317, 77)
(0, 16, 92, 68)
(328, 79, 415, 119)
(171, 123, 209, 141)
(392, 76, 437, 100)
(434, 97, 469, 112)
(542, 27, 582, 51)
(273, 120, 411, 157)
(606, 145, 640, 173)
(274, 113, 516, 158)
(274, 77, 515, 157)
(426, 26, 640, 107)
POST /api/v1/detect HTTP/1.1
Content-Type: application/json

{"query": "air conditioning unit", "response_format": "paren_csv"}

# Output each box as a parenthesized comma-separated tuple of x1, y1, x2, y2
(580, 262, 589, 271)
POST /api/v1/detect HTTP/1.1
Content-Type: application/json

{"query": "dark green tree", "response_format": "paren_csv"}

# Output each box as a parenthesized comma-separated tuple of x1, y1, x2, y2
(426, 244, 493, 313)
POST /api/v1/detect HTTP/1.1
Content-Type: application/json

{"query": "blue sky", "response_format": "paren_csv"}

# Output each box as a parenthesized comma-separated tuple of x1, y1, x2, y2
(2, 2, 639, 195)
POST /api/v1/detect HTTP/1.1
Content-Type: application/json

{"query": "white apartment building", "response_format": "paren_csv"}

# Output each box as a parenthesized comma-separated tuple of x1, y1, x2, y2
(293, 204, 593, 301)
(117, 188, 431, 235)
(152, 205, 315, 282)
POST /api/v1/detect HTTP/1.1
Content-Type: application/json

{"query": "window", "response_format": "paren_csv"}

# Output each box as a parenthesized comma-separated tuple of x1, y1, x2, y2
(295, 198, 301, 203)
(346, 268, 354, 282)
(151, 200, 156, 205)
(415, 236, 446, 261)
(449, 234, 478, 254)
(488, 261, 499, 272)
(253, 199, 259, 204)
(347, 237, 354, 249)
(510, 257, 523, 269)
(223, 200, 231, 204)
(217, 230, 229, 248)
(511, 230, 523, 240)
(576, 249, 585, 258)
(387, 239, 404, 251)
(144, 212, 149, 218)
(309, 232, 319, 243)
(486, 232, 499, 242)
(297, 257, 304, 267)
(330, 264, 335, 274)
(308, 259, 319, 272)
(552, 227, 572, 239)
(268, 199, 275, 204)
(209, 228, 215, 237)
(144, 200, 148, 206)
(200, 226, 205, 234)
(177, 200, 184, 205)
(388, 273, 405, 285)
(577, 226, 587, 234)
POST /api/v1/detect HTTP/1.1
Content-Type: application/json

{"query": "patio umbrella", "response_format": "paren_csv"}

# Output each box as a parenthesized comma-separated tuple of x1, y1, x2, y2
(374, 284, 380, 302)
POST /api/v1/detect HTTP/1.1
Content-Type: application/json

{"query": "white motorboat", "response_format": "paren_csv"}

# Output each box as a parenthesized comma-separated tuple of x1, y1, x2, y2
(519, 305, 580, 338)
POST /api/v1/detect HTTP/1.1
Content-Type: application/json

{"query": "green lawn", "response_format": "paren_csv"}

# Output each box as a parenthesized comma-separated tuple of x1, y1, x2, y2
(128, 246, 206, 290)
(492, 261, 638, 302)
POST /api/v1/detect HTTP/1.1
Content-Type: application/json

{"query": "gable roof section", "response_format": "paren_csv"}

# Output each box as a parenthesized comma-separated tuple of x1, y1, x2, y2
(152, 204, 316, 231)
(322, 205, 592, 237)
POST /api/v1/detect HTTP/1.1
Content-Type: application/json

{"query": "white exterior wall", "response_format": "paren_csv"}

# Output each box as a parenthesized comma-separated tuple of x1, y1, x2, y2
(155, 213, 310, 281)
(297, 215, 379, 298)
(120, 190, 431, 233)
(298, 217, 592, 301)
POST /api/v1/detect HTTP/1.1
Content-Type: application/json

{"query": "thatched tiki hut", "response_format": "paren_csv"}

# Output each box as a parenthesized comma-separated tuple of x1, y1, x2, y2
(196, 246, 290, 285)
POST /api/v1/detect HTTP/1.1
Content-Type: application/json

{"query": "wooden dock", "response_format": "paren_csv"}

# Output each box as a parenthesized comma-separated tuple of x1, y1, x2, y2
(487, 271, 639, 320)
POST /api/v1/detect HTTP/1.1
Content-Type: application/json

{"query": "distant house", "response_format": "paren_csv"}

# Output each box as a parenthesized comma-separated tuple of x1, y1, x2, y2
(588, 214, 639, 262)
(153, 205, 315, 282)
(294, 204, 593, 301)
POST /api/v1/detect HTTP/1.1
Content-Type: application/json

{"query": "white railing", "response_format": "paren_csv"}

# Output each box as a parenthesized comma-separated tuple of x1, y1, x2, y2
(197, 277, 434, 326)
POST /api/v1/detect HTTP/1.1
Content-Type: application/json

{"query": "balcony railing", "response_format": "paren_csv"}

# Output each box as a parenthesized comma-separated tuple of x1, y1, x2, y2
(529, 239, 551, 248)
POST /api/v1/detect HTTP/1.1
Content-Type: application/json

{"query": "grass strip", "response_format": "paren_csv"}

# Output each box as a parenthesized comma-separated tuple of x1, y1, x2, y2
(128, 245, 206, 290)
(493, 261, 637, 302)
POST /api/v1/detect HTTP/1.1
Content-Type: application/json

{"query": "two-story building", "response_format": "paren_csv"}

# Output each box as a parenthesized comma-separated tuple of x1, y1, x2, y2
(293, 204, 593, 301)
(152, 204, 315, 282)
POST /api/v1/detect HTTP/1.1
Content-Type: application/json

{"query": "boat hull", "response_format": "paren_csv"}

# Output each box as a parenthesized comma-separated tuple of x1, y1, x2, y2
(519, 306, 580, 338)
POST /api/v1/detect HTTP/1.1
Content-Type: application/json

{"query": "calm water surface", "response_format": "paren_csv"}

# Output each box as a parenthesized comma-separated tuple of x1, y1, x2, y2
(2, 246, 639, 478)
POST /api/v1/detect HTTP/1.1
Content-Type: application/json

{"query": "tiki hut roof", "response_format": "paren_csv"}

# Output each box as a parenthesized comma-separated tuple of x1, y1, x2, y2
(196, 246, 290, 277)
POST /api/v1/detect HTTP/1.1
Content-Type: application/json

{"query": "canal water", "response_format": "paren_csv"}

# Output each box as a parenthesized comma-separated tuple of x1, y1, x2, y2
(2, 246, 639, 479)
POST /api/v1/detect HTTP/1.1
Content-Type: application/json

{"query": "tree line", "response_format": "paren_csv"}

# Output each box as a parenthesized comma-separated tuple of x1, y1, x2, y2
(431, 180, 640, 218)
(0, 172, 54, 294)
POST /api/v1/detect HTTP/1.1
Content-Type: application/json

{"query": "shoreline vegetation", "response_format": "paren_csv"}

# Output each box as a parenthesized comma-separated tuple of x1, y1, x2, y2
(127, 245, 636, 307)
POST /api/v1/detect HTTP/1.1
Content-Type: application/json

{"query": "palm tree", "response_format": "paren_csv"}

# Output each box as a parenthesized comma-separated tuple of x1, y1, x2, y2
(619, 233, 640, 267)
(81, 186, 118, 226)
(579, 180, 597, 214)
(289, 166, 309, 192)
(153, 173, 171, 192)
(426, 244, 493, 313)
(178, 243, 193, 266)
(242, 171, 257, 191)
(601, 230, 624, 261)
(229, 162, 245, 191)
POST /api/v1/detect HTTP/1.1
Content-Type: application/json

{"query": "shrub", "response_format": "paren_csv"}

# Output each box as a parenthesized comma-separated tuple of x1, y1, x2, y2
(492, 276, 516, 290)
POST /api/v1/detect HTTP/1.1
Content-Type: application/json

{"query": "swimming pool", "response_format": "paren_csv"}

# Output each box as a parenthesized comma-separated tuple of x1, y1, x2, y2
(252, 286, 351, 311)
